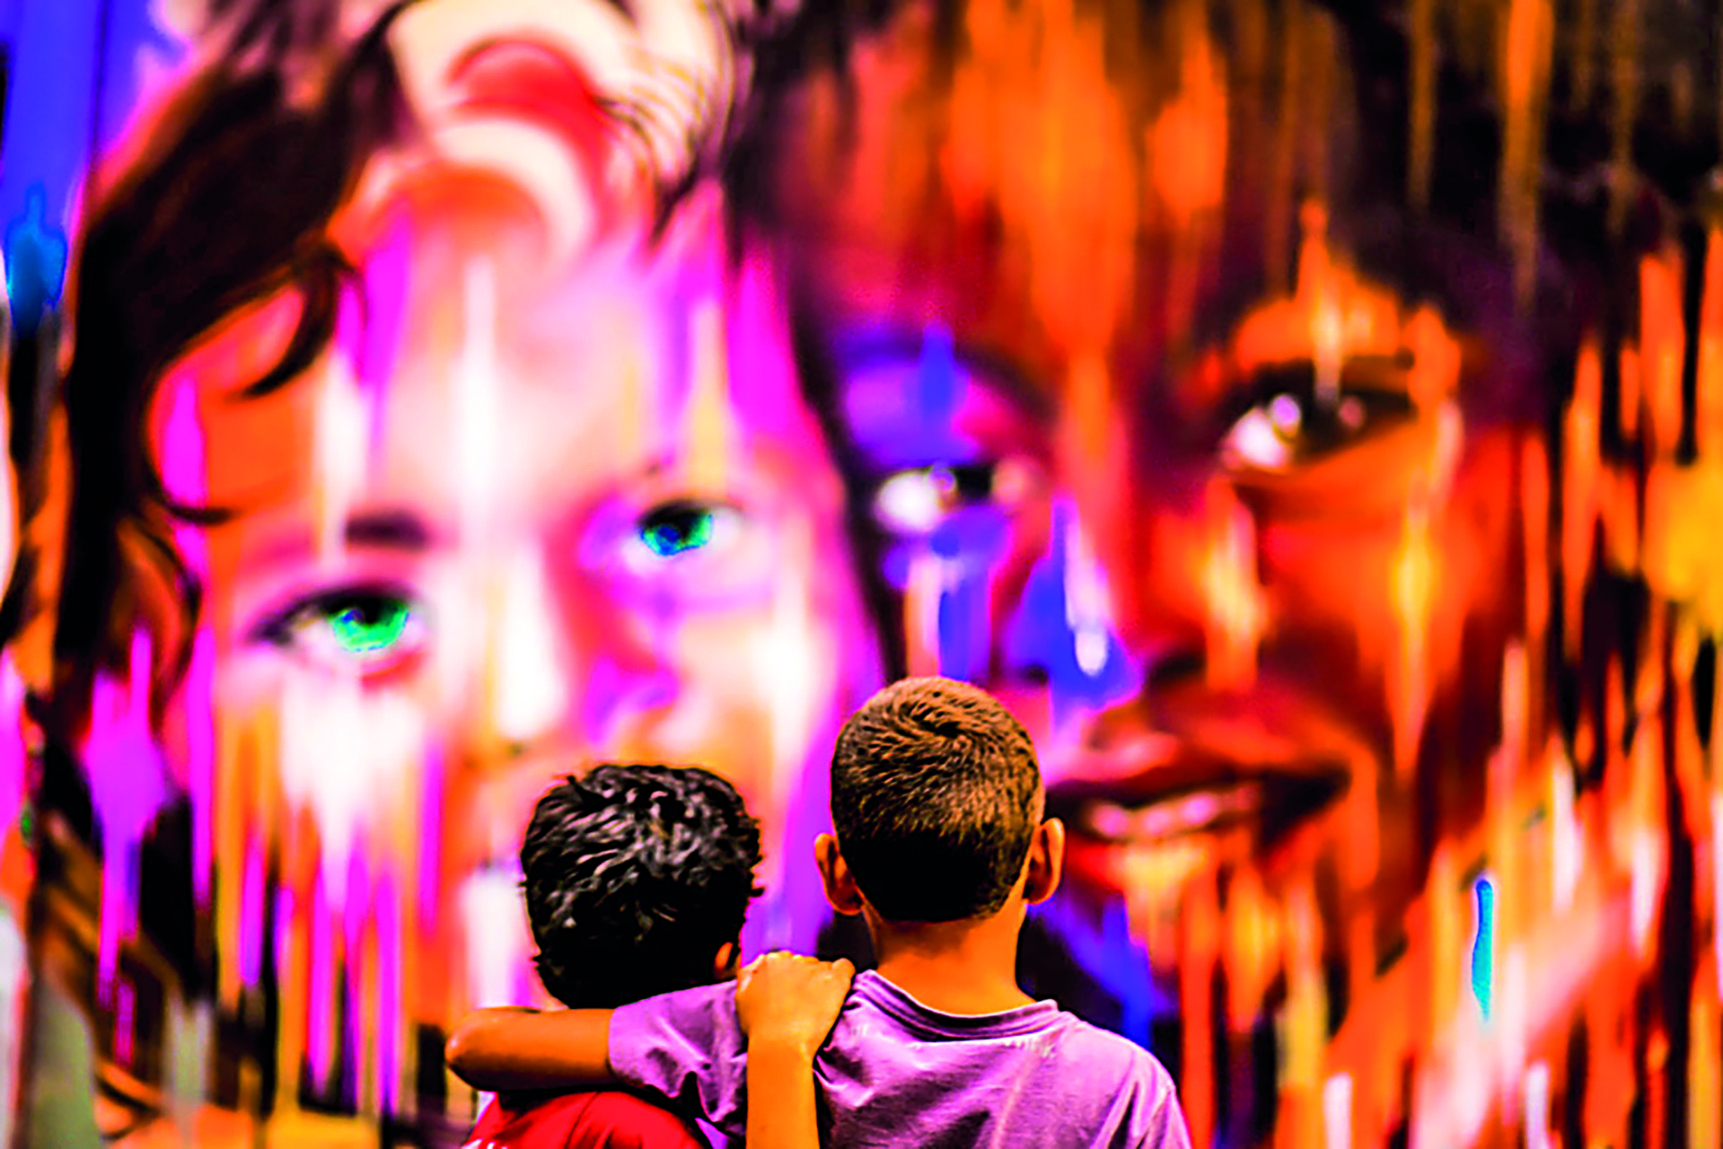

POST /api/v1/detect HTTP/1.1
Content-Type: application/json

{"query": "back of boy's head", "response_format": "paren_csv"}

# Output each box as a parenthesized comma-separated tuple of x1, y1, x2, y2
(830, 677, 1042, 923)
(521, 764, 761, 1009)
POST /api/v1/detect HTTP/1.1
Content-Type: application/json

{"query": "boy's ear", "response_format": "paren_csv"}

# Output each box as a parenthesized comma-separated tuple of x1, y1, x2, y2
(1023, 818, 1065, 906)
(713, 942, 739, 981)
(816, 833, 865, 916)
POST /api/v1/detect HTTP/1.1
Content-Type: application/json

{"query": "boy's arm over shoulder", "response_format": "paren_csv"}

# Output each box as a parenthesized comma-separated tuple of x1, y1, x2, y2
(446, 1007, 616, 1093)
(608, 981, 749, 1134)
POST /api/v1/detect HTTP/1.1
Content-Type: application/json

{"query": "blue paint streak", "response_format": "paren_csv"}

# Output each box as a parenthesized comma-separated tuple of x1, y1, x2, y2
(838, 323, 981, 471)
(1030, 885, 1167, 1051)
(0, 0, 185, 316)
(930, 510, 1009, 682)
(1470, 875, 1495, 1021)
(0, 0, 101, 242)
(94, 0, 183, 153)
(1003, 500, 1138, 729)
(4, 185, 67, 334)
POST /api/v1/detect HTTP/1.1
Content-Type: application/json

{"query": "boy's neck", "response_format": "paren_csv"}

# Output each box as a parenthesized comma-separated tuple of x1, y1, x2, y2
(864, 905, 1035, 1016)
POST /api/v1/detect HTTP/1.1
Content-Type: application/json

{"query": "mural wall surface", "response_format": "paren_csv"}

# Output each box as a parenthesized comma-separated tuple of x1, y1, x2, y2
(1, 0, 1722, 1145)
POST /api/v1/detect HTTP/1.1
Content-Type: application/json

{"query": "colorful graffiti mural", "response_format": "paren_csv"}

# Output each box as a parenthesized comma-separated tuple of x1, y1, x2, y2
(2, 0, 1723, 1145)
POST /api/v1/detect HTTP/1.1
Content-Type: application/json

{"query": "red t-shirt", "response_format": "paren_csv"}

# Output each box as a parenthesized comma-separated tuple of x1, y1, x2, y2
(463, 1091, 706, 1149)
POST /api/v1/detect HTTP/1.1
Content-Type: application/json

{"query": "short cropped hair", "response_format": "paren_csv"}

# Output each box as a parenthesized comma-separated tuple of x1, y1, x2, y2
(521, 764, 762, 1009)
(830, 677, 1042, 923)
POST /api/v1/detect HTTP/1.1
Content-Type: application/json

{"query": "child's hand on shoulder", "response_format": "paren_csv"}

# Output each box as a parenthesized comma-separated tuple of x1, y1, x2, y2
(735, 952, 855, 1061)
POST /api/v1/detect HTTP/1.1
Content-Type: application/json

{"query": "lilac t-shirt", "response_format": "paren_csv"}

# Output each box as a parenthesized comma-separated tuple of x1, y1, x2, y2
(609, 970, 1192, 1148)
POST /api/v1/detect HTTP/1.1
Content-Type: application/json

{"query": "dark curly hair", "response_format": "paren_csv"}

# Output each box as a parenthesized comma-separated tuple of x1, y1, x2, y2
(831, 677, 1042, 923)
(521, 764, 762, 1009)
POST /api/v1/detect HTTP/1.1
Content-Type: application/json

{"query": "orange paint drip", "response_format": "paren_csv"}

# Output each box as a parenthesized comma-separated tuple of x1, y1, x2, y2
(1562, 342, 1604, 656)
(1606, 461, 1641, 575)
(1692, 991, 1721, 1149)
(1296, 13, 1338, 218)
(1608, 0, 1641, 234)
(959, 0, 1139, 356)
(1233, 217, 1416, 380)
(1225, 868, 1281, 1030)
(1201, 482, 1266, 691)
(1407, 0, 1435, 210)
(1152, 0, 1228, 349)
(1390, 499, 1435, 780)
(1282, 877, 1327, 1149)
(1264, 0, 1303, 292)
(1428, 844, 1460, 1069)
(1405, 306, 1461, 411)
(1619, 345, 1642, 444)
(214, 716, 249, 1012)
(1641, 250, 1687, 458)
(684, 298, 736, 493)
(1523, 435, 1552, 656)
(1181, 865, 1219, 1149)
(1148, 0, 1228, 228)
(1491, 645, 1527, 950)
(1498, 0, 1554, 306)
(903, 550, 944, 678)
(1675, 632, 1708, 838)
(1699, 226, 1723, 459)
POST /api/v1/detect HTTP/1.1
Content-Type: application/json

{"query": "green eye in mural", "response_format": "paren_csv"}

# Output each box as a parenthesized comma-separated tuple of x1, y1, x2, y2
(329, 599, 415, 657)
(254, 588, 428, 674)
(638, 501, 721, 557)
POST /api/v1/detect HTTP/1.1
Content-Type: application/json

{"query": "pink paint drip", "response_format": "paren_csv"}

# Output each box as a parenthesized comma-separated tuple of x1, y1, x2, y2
(417, 745, 444, 934)
(0, 660, 25, 856)
(182, 631, 216, 911)
(341, 846, 369, 1107)
(237, 836, 266, 986)
(339, 211, 411, 465)
(307, 871, 334, 1093)
(83, 635, 169, 1004)
(727, 246, 807, 446)
(160, 386, 215, 910)
(113, 981, 134, 1068)
(273, 883, 295, 997)
(343, 845, 369, 963)
(376, 870, 400, 1115)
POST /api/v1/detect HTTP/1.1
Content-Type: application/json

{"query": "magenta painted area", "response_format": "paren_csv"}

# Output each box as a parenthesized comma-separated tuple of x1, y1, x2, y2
(376, 871, 401, 1113)
(83, 635, 170, 1002)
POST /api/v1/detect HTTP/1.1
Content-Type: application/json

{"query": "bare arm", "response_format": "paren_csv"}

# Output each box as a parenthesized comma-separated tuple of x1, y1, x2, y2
(735, 953, 854, 1149)
(443, 1006, 615, 1093)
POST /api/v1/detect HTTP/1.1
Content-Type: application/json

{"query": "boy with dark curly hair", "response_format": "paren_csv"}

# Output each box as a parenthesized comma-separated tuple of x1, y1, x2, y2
(463, 763, 845, 1148)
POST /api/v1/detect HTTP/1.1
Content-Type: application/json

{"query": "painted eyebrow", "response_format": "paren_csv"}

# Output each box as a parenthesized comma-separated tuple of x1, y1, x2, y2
(835, 330, 1057, 421)
(344, 509, 436, 550)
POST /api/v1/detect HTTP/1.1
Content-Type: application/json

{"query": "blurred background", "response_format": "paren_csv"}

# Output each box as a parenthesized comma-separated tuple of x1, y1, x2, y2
(1, 0, 1722, 1144)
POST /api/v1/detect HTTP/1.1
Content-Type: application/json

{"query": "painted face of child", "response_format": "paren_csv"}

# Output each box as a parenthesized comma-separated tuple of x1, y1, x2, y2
(140, 49, 875, 1094)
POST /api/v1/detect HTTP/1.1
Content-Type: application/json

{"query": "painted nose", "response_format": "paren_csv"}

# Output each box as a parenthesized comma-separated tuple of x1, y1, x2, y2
(1000, 498, 1141, 731)
(475, 541, 574, 752)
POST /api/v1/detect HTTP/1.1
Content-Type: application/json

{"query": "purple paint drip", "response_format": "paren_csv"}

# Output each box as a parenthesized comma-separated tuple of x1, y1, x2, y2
(339, 213, 410, 463)
(83, 635, 169, 1004)
(160, 380, 216, 910)
(307, 870, 334, 1093)
(238, 838, 265, 986)
(1003, 500, 1139, 731)
(376, 870, 400, 1114)
(183, 631, 216, 911)
(113, 981, 135, 1068)
(417, 745, 444, 933)
(0, 662, 24, 852)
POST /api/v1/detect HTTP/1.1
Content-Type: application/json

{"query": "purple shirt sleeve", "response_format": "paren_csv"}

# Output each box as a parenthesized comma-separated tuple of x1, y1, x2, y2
(607, 982, 747, 1138)
(1128, 1059, 1194, 1149)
